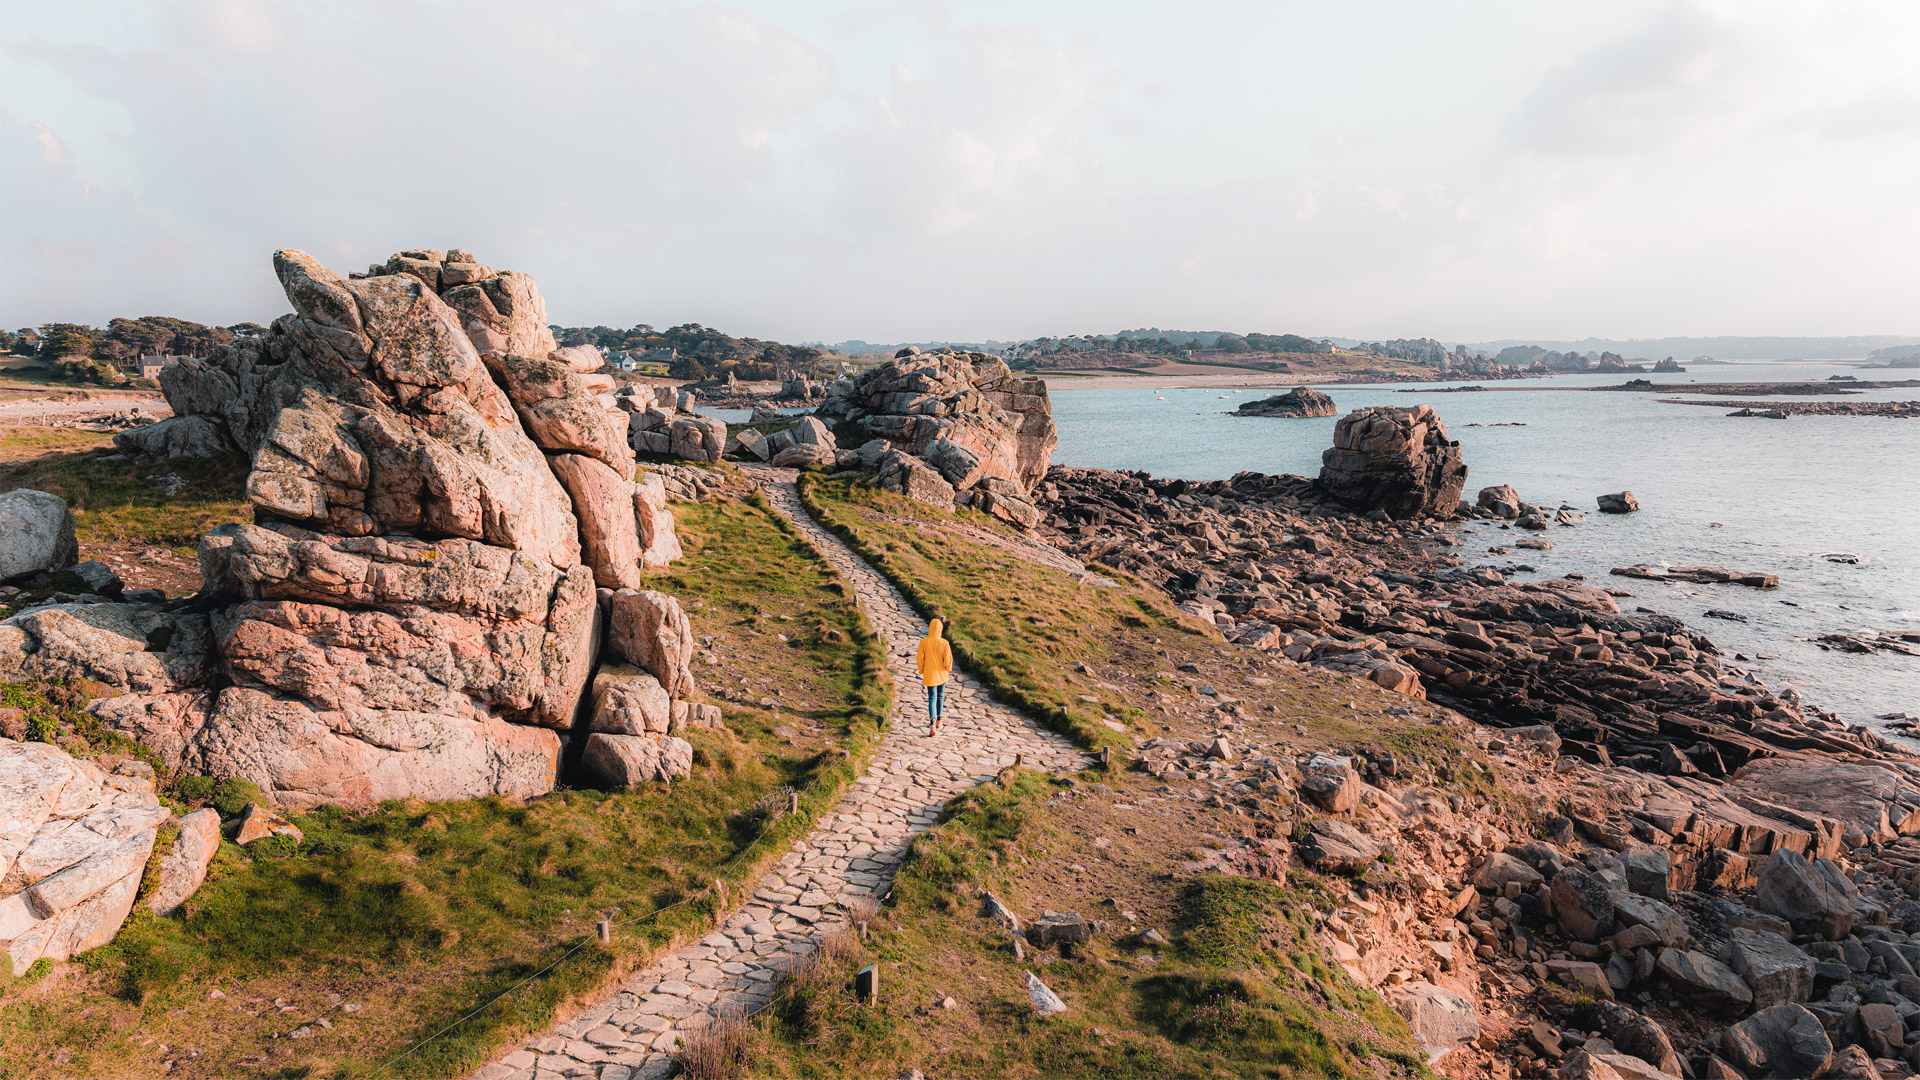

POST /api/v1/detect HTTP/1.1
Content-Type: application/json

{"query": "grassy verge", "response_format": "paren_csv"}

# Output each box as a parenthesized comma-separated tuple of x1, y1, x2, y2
(741, 768, 1428, 1080)
(0, 494, 892, 1080)
(0, 425, 116, 462)
(0, 439, 251, 551)
(798, 474, 1211, 750)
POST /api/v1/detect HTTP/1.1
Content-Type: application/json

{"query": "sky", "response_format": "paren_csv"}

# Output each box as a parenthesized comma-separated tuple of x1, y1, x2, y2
(2, 0, 1917, 343)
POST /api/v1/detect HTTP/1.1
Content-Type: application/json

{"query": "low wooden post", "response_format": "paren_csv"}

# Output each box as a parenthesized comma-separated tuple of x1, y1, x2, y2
(855, 964, 879, 1005)
(596, 920, 611, 944)
(789, 790, 801, 816)
(1099, 746, 1111, 767)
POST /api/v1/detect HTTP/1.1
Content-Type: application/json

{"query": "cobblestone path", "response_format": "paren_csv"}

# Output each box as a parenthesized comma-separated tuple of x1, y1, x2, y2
(473, 475, 1082, 1080)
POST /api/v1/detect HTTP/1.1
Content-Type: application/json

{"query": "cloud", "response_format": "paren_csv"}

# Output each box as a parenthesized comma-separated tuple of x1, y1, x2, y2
(0, 0, 1915, 339)
(0, 106, 198, 324)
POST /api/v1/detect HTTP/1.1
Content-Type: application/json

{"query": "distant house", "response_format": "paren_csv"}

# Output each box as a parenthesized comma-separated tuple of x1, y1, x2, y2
(137, 354, 181, 379)
(642, 347, 677, 363)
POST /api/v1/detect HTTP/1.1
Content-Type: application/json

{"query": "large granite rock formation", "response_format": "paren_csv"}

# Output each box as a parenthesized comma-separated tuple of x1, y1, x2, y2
(1317, 405, 1467, 520)
(2, 739, 168, 975)
(1234, 387, 1337, 418)
(814, 348, 1056, 525)
(27, 249, 715, 809)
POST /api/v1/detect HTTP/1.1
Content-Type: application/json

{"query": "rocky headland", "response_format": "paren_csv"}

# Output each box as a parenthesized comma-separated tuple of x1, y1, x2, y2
(7, 270, 1920, 1080)
(1025, 402, 1920, 1079)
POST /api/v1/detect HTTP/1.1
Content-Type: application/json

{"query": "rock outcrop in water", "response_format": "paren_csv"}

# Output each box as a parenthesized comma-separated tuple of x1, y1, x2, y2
(1317, 405, 1468, 520)
(10, 249, 712, 809)
(1233, 386, 1337, 418)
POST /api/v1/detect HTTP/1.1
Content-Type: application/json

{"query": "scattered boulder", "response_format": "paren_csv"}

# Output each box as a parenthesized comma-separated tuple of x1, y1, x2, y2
(1598, 491, 1641, 514)
(1477, 485, 1522, 519)
(1562, 1049, 1682, 1080)
(971, 476, 1043, 531)
(148, 807, 220, 917)
(1552, 866, 1621, 941)
(234, 802, 303, 846)
(1025, 970, 1068, 1015)
(0, 489, 79, 582)
(580, 732, 692, 787)
(1719, 1003, 1832, 1078)
(1826, 1044, 1878, 1079)
(1727, 926, 1815, 1008)
(1297, 819, 1379, 872)
(1316, 405, 1468, 520)
(1856, 1001, 1904, 1058)
(1589, 1001, 1681, 1076)
(1613, 894, 1687, 947)
(1027, 912, 1091, 947)
(1300, 754, 1361, 812)
(1754, 850, 1857, 940)
(1234, 387, 1336, 419)
(1655, 948, 1753, 1016)
(112, 415, 234, 460)
(1547, 959, 1614, 1001)
(2, 739, 166, 975)
(1473, 852, 1544, 892)
(1384, 981, 1479, 1061)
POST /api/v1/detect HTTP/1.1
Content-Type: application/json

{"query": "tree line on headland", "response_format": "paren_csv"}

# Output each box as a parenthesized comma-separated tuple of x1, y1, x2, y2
(0, 314, 836, 388)
(2, 318, 269, 384)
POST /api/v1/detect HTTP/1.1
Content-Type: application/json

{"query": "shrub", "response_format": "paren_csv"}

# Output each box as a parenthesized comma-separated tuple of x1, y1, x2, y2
(211, 777, 263, 818)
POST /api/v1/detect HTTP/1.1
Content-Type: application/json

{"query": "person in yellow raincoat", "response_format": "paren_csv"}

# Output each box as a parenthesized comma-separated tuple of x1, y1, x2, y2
(915, 618, 955, 735)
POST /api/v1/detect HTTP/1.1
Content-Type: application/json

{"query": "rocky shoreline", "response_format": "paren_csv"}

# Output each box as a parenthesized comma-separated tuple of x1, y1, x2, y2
(1602, 379, 1920, 395)
(1026, 407, 1920, 1077)
(1661, 398, 1920, 418)
(1030, 408, 1901, 775)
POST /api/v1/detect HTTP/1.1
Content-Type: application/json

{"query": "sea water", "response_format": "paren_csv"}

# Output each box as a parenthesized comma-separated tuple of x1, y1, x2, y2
(1048, 362, 1920, 727)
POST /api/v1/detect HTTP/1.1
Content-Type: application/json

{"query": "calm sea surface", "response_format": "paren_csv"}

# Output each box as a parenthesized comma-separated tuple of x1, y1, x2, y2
(1048, 362, 1920, 727)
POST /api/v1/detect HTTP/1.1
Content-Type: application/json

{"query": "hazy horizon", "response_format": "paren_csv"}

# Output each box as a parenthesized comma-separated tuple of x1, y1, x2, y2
(4, 0, 1917, 343)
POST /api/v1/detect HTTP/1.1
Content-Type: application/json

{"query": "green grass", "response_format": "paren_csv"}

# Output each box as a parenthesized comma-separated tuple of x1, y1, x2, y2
(0, 440, 251, 548)
(798, 474, 1212, 750)
(0, 680, 166, 771)
(743, 770, 1427, 1080)
(0, 494, 893, 1080)
(0, 425, 117, 462)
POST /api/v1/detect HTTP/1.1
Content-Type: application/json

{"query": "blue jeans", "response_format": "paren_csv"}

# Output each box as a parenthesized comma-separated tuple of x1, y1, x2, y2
(926, 683, 945, 721)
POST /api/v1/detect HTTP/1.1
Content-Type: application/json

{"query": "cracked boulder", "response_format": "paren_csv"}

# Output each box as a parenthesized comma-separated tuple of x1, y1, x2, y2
(1, 739, 167, 975)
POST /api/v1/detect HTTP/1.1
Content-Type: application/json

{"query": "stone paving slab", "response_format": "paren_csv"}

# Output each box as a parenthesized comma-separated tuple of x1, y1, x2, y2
(471, 472, 1082, 1080)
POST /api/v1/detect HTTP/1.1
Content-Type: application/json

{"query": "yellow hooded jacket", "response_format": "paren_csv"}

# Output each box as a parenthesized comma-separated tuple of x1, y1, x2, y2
(916, 619, 954, 687)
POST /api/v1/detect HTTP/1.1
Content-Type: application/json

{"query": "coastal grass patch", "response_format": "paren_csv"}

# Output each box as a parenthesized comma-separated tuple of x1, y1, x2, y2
(0, 440, 250, 549)
(0, 425, 115, 462)
(741, 767, 1428, 1080)
(0, 495, 892, 1080)
(798, 474, 1212, 749)
(0, 679, 168, 774)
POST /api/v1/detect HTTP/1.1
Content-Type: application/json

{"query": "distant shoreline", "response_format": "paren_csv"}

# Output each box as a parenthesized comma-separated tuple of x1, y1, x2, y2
(1044, 370, 1916, 393)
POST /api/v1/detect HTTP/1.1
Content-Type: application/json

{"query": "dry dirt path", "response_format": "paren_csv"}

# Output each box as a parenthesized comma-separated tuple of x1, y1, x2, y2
(472, 473, 1082, 1080)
